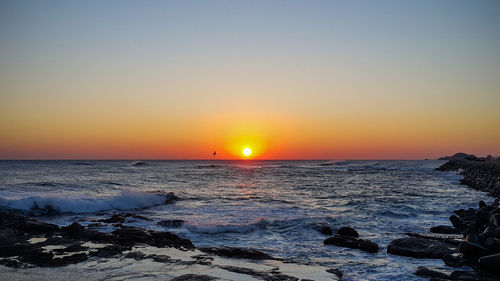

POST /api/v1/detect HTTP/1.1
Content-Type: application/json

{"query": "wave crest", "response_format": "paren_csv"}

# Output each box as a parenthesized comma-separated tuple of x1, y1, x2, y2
(0, 191, 177, 215)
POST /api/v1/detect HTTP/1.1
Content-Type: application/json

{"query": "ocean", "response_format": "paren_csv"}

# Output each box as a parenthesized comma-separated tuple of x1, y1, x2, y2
(0, 160, 491, 280)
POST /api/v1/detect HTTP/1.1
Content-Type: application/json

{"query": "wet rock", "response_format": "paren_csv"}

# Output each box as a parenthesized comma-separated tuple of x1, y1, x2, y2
(0, 228, 22, 245)
(415, 266, 450, 279)
(479, 253, 500, 274)
(326, 268, 343, 278)
(387, 238, 456, 259)
(219, 265, 299, 281)
(89, 244, 131, 258)
(48, 253, 88, 266)
(170, 274, 217, 281)
(199, 246, 274, 260)
(61, 222, 85, 236)
(124, 251, 147, 260)
(21, 220, 59, 234)
(359, 240, 379, 253)
(53, 243, 88, 254)
(430, 225, 461, 234)
(324, 235, 379, 253)
(158, 219, 185, 228)
(337, 226, 359, 238)
(0, 258, 22, 268)
(458, 241, 489, 259)
(449, 215, 467, 231)
(149, 254, 171, 263)
(449, 270, 476, 281)
(320, 226, 333, 235)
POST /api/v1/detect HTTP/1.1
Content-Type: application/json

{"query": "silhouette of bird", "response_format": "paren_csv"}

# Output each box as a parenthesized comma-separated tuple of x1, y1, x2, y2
(213, 151, 216, 156)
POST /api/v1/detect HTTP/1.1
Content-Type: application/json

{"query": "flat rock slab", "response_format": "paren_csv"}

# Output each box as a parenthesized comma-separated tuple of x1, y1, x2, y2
(387, 237, 457, 259)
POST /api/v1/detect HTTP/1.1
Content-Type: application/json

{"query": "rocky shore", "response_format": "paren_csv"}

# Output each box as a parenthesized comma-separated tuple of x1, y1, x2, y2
(382, 157, 500, 280)
(0, 210, 340, 280)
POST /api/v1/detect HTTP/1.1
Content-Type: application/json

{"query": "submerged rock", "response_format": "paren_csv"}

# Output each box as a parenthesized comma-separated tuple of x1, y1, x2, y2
(387, 237, 456, 259)
(320, 226, 333, 235)
(324, 235, 379, 253)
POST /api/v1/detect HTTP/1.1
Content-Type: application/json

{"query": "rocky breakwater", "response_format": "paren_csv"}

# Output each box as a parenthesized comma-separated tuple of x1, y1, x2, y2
(385, 156, 500, 280)
(436, 157, 500, 197)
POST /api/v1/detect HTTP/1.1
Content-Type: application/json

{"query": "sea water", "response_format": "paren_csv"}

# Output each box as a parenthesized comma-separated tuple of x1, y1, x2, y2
(0, 160, 491, 280)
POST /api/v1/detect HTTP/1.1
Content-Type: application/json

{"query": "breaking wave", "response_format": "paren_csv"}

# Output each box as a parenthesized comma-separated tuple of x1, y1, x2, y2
(0, 191, 177, 215)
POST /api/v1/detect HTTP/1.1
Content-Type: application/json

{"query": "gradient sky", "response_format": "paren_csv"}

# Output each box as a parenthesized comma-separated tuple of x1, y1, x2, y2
(1, 0, 499, 159)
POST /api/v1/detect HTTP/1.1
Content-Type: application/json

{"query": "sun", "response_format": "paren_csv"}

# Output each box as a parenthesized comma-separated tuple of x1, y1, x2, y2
(242, 147, 252, 157)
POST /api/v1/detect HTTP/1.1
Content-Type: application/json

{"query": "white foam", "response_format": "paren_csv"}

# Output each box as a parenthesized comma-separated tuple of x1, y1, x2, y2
(0, 191, 172, 214)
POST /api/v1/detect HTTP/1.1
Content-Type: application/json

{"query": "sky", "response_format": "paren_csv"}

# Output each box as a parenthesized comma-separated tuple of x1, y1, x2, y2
(1, 0, 499, 159)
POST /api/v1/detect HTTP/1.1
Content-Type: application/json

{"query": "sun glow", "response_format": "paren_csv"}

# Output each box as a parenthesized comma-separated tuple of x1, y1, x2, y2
(242, 147, 252, 157)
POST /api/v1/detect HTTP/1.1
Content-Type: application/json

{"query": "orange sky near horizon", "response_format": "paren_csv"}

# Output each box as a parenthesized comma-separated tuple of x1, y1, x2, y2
(1, 1, 499, 160)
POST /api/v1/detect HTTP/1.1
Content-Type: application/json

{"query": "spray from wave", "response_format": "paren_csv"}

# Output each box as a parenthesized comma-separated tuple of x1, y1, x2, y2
(0, 191, 177, 215)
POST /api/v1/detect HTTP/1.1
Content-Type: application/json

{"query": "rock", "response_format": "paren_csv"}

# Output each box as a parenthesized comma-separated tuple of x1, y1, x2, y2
(449, 270, 476, 281)
(326, 268, 343, 278)
(324, 235, 379, 253)
(53, 243, 88, 254)
(124, 251, 147, 260)
(387, 238, 456, 259)
(219, 265, 299, 281)
(0, 258, 22, 268)
(479, 253, 500, 274)
(324, 235, 359, 248)
(48, 253, 88, 266)
(449, 215, 467, 231)
(170, 274, 217, 281)
(337, 226, 359, 238)
(359, 240, 379, 253)
(61, 222, 85, 236)
(320, 226, 333, 235)
(21, 221, 59, 234)
(198, 246, 274, 260)
(414, 266, 450, 279)
(443, 253, 467, 268)
(158, 219, 185, 228)
(0, 228, 21, 245)
(430, 225, 461, 234)
(479, 200, 488, 208)
(89, 245, 131, 258)
(458, 241, 489, 259)
(490, 214, 500, 227)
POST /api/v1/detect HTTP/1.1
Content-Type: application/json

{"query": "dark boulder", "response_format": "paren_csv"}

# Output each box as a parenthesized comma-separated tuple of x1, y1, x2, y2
(324, 235, 379, 253)
(359, 240, 379, 253)
(458, 241, 489, 259)
(430, 225, 461, 234)
(387, 238, 456, 259)
(337, 226, 359, 238)
(21, 221, 59, 234)
(320, 226, 333, 235)
(479, 253, 500, 274)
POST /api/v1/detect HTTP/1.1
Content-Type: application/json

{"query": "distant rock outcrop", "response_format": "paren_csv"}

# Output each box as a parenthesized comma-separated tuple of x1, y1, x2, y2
(438, 152, 478, 161)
